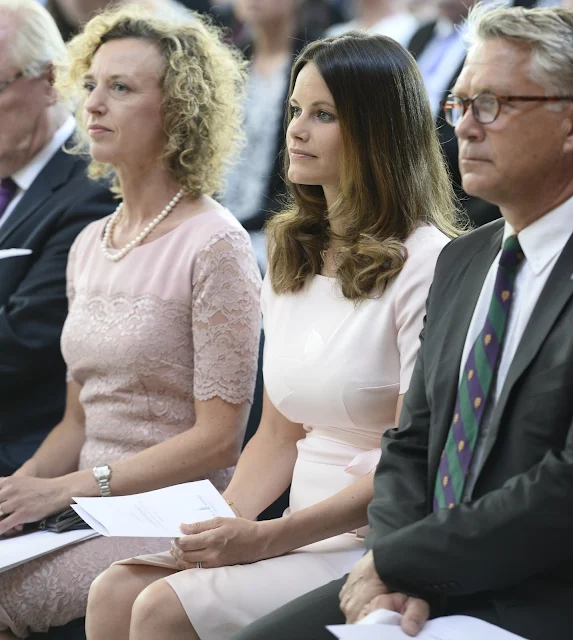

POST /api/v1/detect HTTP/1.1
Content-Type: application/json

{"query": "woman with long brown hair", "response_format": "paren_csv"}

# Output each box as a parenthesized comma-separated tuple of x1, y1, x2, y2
(86, 31, 464, 640)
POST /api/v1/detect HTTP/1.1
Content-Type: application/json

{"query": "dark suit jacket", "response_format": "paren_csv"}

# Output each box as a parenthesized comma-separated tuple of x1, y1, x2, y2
(0, 145, 114, 473)
(366, 220, 573, 640)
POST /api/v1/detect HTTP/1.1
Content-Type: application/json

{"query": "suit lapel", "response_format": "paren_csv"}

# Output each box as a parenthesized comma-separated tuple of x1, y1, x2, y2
(479, 231, 573, 464)
(407, 22, 437, 58)
(0, 147, 77, 248)
(429, 224, 504, 468)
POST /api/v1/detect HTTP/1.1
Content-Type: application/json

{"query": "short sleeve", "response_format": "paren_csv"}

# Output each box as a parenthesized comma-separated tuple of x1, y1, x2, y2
(394, 230, 449, 394)
(192, 229, 262, 404)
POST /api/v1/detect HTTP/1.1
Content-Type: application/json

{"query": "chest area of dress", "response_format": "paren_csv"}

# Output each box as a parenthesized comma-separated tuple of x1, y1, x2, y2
(62, 260, 195, 381)
(263, 281, 400, 430)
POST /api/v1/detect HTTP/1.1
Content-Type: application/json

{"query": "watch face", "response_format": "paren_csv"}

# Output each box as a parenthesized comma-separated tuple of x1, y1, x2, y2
(94, 466, 110, 480)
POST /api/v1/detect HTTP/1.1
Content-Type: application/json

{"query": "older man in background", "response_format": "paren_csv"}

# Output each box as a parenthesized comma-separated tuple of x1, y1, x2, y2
(0, 0, 113, 478)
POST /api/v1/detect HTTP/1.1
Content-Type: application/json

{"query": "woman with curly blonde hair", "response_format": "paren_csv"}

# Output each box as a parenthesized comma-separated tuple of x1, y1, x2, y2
(85, 31, 464, 640)
(0, 4, 261, 638)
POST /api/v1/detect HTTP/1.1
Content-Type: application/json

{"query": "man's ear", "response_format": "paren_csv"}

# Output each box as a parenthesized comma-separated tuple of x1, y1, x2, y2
(44, 64, 59, 106)
(562, 104, 573, 154)
(46, 63, 55, 86)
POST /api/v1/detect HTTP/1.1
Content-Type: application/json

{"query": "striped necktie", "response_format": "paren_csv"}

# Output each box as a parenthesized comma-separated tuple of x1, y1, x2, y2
(0, 178, 17, 219)
(434, 235, 525, 511)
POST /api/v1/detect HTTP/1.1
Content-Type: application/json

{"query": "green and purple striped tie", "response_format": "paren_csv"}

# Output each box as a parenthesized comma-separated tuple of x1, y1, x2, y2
(434, 235, 524, 511)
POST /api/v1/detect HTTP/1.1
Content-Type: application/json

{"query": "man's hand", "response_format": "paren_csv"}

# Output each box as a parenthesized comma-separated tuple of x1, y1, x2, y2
(357, 592, 430, 637)
(339, 550, 430, 636)
(340, 550, 389, 622)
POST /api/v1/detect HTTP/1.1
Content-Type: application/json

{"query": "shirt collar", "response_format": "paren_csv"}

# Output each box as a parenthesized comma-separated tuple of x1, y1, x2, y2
(434, 18, 458, 39)
(11, 115, 76, 192)
(503, 194, 573, 276)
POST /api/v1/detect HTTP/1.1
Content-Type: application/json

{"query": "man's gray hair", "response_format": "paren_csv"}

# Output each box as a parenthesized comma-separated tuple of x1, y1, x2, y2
(0, 0, 67, 77)
(465, 4, 573, 97)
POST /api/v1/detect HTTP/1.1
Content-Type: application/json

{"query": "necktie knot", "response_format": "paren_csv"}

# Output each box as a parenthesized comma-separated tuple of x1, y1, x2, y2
(499, 235, 524, 270)
(0, 177, 16, 196)
(0, 177, 17, 219)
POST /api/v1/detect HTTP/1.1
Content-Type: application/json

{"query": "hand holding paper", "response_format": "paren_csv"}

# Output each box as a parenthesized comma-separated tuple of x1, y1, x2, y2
(72, 480, 235, 538)
(339, 551, 391, 622)
(172, 516, 271, 569)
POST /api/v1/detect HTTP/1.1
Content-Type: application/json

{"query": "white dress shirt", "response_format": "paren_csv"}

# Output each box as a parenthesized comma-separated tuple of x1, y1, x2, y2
(417, 0, 513, 118)
(0, 115, 75, 232)
(461, 196, 573, 497)
(416, 19, 468, 118)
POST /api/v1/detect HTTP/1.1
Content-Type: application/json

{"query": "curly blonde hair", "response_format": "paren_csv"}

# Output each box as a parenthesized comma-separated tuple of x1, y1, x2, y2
(56, 3, 247, 197)
(267, 33, 466, 301)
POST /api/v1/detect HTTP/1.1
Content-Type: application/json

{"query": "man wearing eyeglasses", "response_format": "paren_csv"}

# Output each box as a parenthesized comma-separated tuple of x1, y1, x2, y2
(231, 6, 573, 640)
(0, 1, 113, 479)
(407, 0, 550, 228)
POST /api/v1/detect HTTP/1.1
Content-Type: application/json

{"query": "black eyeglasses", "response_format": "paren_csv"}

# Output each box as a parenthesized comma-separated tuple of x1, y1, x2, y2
(443, 92, 573, 126)
(0, 71, 23, 94)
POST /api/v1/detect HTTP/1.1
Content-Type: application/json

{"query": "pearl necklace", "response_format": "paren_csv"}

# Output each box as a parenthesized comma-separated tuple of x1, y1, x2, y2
(101, 188, 185, 262)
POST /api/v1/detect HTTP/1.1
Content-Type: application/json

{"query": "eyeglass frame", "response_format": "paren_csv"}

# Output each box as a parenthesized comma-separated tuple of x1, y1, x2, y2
(0, 71, 24, 94)
(442, 92, 573, 126)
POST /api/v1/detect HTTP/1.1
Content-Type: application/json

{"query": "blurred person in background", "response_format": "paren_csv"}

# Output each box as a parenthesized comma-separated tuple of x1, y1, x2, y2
(46, 0, 108, 41)
(219, 0, 306, 272)
(47, 0, 192, 41)
(0, 5, 261, 638)
(407, 0, 439, 21)
(326, 0, 419, 48)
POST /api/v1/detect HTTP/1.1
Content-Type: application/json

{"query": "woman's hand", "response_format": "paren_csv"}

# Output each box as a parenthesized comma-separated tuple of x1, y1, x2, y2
(0, 475, 69, 536)
(170, 517, 273, 569)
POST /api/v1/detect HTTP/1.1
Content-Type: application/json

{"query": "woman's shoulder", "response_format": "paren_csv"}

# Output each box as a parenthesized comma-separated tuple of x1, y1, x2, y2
(391, 225, 450, 288)
(403, 224, 450, 255)
(182, 203, 251, 252)
(69, 215, 110, 257)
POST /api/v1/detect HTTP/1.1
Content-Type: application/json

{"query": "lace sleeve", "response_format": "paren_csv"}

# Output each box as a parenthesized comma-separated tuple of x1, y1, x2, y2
(192, 229, 262, 404)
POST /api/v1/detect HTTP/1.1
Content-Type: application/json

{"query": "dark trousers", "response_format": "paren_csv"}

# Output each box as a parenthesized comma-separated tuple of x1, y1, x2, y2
(230, 580, 514, 640)
(0, 459, 16, 476)
(230, 578, 347, 640)
(29, 618, 86, 640)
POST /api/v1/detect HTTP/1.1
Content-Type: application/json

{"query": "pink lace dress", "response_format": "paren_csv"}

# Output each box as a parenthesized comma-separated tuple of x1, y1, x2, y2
(0, 207, 261, 637)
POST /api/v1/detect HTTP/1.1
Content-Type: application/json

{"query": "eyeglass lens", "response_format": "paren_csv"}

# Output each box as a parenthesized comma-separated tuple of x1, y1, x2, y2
(445, 94, 500, 126)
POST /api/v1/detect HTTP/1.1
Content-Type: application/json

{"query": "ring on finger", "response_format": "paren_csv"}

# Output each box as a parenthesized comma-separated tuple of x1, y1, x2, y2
(0, 503, 4, 517)
(196, 561, 203, 569)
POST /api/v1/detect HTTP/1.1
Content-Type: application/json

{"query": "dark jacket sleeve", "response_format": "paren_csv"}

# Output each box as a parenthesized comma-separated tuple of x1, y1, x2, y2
(372, 415, 573, 601)
(366, 321, 432, 544)
(0, 184, 113, 388)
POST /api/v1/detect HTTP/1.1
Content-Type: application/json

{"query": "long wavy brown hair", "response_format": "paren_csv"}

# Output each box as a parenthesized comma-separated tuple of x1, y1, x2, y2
(267, 32, 465, 300)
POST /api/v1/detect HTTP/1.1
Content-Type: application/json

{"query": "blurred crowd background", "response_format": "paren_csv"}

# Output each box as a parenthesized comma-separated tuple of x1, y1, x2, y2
(33, 0, 566, 273)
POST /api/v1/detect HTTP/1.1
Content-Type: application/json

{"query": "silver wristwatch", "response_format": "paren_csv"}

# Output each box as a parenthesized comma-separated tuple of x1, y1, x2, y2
(92, 464, 112, 497)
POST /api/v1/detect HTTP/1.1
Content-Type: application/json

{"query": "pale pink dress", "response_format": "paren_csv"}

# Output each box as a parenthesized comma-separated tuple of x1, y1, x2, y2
(118, 225, 449, 639)
(0, 207, 261, 637)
